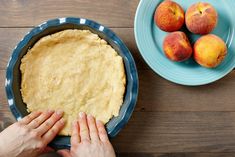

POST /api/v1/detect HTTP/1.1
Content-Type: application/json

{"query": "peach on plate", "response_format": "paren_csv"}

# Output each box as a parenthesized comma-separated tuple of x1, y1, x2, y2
(154, 0, 185, 32)
(194, 34, 227, 68)
(186, 2, 218, 35)
(163, 31, 193, 62)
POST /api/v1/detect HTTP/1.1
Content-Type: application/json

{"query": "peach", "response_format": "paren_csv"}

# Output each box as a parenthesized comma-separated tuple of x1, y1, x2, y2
(186, 2, 218, 35)
(163, 31, 193, 62)
(194, 34, 227, 68)
(154, 1, 185, 32)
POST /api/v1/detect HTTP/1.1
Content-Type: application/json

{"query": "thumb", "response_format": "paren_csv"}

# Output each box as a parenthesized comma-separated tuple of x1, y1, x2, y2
(57, 149, 71, 157)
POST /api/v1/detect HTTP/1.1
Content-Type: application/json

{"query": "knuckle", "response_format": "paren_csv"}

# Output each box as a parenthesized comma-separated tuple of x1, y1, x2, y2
(25, 117, 30, 121)
(45, 121, 51, 127)
(30, 130, 40, 137)
(30, 119, 39, 126)
(34, 119, 40, 124)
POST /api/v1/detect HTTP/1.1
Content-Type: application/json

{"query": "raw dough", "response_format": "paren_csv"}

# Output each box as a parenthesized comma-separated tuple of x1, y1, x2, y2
(20, 29, 126, 135)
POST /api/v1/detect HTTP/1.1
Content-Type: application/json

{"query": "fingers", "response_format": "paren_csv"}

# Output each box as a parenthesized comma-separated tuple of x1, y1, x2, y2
(42, 118, 65, 144)
(72, 113, 109, 144)
(36, 110, 64, 136)
(78, 112, 90, 142)
(19, 111, 42, 125)
(87, 114, 99, 141)
(57, 149, 72, 157)
(71, 121, 80, 146)
(27, 110, 54, 129)
(96, 120, 109, 142)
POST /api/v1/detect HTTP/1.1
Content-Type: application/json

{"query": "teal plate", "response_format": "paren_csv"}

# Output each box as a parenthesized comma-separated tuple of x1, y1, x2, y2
(135, 0, 235, 86)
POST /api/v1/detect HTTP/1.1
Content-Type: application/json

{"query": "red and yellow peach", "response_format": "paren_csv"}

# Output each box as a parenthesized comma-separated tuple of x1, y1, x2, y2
(185, 2, 218, 35)
(163, 31, 193, 62)
(154, 1, 185, 32)
(194, 34, 227, 68)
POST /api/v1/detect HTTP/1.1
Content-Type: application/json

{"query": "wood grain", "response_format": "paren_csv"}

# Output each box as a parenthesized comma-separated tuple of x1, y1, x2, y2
(0, 0, 139, 27)
(112, 112, 235, 153)
(1, 1, 235, 156)
(137, 69, 235, 112)
(0, 68, 14, 132)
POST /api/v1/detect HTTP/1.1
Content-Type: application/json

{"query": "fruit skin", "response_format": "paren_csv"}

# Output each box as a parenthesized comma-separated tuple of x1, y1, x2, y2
(185, 2, 218, 35)
(154, 0, 185, 32)
(194, 34, 227, 68)
(163, 31, 193, 62)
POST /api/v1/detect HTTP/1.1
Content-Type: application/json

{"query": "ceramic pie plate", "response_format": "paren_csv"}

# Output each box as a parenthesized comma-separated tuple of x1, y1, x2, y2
(5, 17, 138, 149)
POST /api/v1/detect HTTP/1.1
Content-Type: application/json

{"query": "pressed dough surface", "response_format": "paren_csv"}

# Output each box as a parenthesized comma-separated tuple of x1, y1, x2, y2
(20, 29, 126, 135)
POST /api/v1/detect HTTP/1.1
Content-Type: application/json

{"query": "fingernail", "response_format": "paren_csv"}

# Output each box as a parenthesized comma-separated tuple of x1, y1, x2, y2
(79, 112, 85, 118)
(96, 120, 103, 125)
(60, 118, 65, 124)
(56, 110, 64, 116)
(47, 110, 54, 114)
(87, 114, 93, 119)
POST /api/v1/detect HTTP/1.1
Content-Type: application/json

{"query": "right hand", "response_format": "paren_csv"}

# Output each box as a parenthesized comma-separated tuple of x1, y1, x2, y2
(58, 112, 116, 157)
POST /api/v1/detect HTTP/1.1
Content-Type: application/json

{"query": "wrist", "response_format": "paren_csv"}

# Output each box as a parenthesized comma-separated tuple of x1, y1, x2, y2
(0, 134, 7, 157)
(0, 146, 6, 157)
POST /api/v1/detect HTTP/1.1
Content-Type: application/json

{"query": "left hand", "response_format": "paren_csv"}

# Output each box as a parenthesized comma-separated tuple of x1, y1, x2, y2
(0, 110, 65, 157)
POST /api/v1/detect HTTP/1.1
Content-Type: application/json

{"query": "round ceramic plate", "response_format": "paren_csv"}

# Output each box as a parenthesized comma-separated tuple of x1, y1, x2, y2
(135, 0, 235, 86)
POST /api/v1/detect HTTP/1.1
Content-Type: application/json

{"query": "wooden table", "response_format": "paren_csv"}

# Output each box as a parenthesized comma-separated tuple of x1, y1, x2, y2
(1, 0, 235, 156)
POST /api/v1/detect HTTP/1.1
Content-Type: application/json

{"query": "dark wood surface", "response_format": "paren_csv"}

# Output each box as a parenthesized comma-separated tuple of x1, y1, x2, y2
(1, 0, 235, 156)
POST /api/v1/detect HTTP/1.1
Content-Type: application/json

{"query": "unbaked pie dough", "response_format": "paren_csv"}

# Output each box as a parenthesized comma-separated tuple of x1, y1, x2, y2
(20, 29, 126, 135)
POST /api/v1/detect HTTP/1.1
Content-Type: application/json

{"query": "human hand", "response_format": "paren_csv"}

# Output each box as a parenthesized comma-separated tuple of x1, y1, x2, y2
(58, 113, 116, 157)
(0, 110, 65, 157)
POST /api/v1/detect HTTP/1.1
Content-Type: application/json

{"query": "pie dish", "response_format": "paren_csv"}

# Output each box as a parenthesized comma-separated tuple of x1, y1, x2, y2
(5, 17, 138, 148)
(21, 29, 126, 136)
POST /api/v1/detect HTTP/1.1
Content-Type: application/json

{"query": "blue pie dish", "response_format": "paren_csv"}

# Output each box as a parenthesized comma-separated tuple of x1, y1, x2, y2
(5, 17, 138, 149)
